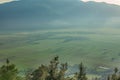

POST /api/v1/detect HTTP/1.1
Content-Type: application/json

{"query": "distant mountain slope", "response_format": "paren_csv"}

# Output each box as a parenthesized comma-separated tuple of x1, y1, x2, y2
(0, 0, 120, 30)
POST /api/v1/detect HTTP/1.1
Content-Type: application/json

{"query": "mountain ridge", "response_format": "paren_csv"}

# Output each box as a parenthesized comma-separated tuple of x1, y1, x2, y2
(0, 0, 120, 30)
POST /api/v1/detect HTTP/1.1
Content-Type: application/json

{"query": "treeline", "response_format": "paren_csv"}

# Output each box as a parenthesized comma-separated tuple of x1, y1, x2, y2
(0, 56, 119, 80)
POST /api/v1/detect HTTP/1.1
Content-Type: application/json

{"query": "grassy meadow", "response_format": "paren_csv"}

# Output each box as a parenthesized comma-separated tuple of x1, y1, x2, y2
(0, 28, 120, 72)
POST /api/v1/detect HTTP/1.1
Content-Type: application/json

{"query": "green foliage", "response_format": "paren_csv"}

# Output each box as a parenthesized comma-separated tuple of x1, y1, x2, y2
(3, 57, 120, 80)
(77, 63, 87, 80)
(107, 67, 120, 80)
(27, 56, 69, 80)
(0, 59, 18, 80)
(114, 68, 118, 74)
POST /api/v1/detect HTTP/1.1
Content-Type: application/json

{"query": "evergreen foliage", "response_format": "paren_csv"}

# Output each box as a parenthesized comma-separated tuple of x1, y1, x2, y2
(0, 57, 120, 80)
(78, 63, 87, 80)
(0, 59, 18, 80)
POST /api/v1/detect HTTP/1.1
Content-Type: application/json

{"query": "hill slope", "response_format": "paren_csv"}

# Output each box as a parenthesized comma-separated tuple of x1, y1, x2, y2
(0, 0, 120, 30)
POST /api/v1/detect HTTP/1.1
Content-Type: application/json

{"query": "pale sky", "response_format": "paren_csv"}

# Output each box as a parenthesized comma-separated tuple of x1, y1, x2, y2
(81, 0, 120, 6)
(0, 0, 120, 6)
(0, 0, 17, 4)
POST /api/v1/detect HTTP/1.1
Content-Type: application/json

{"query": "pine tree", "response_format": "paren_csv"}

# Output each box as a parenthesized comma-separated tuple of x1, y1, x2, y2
(48, 56, 59, 80)
(114, 68, 118, 74)
(107, 75, 111, 80)
(31, 64, 48, 80)
(77, 62, 87, 80)
(111, 68, 119, 80)
(0, 59, 18, 80)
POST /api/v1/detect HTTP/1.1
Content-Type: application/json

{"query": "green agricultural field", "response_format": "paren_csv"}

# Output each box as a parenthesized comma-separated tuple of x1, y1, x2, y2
(0, 28, 120, 71)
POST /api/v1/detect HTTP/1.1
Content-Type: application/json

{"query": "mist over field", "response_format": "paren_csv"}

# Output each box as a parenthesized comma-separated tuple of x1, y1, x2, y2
(1, 0, 120, 79)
